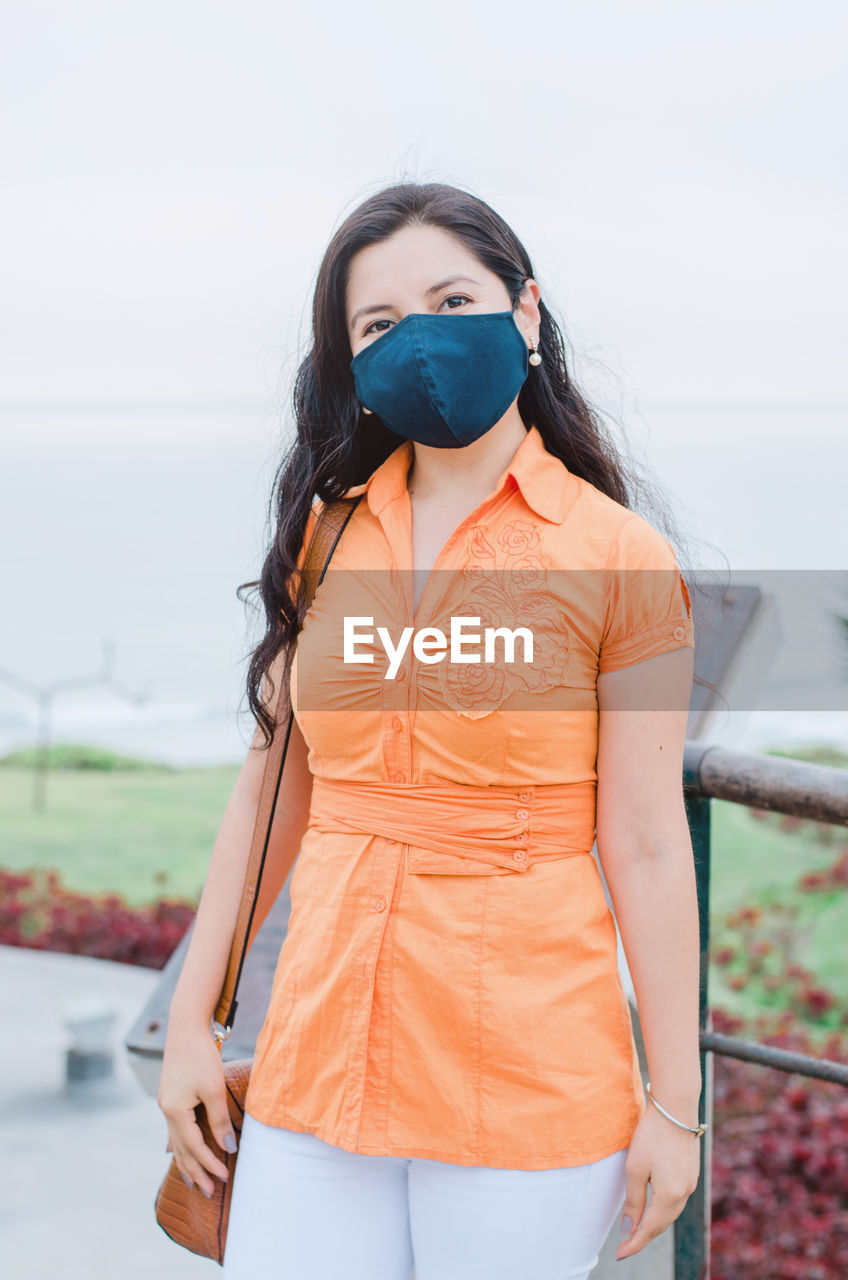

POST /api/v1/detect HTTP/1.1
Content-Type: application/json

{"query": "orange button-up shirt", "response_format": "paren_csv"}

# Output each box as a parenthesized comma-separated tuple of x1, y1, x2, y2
(244, 423, 694, 1169)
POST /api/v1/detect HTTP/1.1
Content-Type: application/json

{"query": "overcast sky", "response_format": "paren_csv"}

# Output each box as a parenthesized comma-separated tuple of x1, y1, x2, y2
(2, 0, 845, 412)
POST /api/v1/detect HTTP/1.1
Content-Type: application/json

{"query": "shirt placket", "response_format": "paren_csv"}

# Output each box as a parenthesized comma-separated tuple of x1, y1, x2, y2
(343, 484, 512, 1151)
(375, 495, 415, 784)
(338, 497, 412, 1148)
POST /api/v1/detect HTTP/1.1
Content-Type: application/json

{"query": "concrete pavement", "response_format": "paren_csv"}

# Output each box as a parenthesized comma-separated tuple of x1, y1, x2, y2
(0, 944, 212, 1279)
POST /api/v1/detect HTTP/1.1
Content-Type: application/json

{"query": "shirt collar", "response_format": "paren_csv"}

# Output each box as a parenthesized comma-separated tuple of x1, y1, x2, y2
(341, 424, 569, 525)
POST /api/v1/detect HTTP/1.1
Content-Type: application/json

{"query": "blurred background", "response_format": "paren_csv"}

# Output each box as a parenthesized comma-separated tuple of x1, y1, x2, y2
(2, 6, 847, 1278)
(1, 0, 845, 769)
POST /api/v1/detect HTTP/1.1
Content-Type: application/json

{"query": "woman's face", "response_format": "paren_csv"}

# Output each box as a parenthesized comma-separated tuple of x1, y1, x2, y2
(345, 223, 540, 360)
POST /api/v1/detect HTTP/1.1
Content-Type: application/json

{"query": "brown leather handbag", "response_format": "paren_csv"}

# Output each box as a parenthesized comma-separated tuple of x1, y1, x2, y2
(154, 494, 361, 1265)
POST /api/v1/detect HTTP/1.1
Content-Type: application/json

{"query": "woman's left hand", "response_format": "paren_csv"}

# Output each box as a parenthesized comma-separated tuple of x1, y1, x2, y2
(614, 1101, 702, 1261)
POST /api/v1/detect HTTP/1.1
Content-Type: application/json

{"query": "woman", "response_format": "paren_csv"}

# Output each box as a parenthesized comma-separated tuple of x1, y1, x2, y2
(158, 181, 704, 1280)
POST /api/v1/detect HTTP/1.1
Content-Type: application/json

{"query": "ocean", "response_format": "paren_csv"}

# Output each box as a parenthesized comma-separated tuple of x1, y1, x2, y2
(1, 396, 846, 766)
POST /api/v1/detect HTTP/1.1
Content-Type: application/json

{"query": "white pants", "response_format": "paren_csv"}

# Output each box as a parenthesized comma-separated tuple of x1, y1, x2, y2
(221, 1111, 629, 1280)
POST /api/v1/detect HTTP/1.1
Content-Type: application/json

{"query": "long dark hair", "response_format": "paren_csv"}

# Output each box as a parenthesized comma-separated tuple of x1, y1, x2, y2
(238, 180, 717, 748)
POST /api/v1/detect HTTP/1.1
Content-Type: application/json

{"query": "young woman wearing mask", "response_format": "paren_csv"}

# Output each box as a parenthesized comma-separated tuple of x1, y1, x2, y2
(158, 181, 705, 1280)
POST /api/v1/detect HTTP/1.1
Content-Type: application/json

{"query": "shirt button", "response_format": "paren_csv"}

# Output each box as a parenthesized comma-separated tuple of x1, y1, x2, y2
(391, 716, 403, 731)
(373, 896, 386, 912)
(673, 625, 686, 641)
(514, 831, 528, 843)
(395, 668, 406, 680)
(386, 838, 397, 844)
(518, 791, 531, 803)
(512, 849, 527, 862)
(515, 808, 529, 820)
(393, 772, 405, 783)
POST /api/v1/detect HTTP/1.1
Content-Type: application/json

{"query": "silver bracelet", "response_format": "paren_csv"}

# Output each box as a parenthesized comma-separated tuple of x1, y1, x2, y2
(646, 1081, 708, 1138)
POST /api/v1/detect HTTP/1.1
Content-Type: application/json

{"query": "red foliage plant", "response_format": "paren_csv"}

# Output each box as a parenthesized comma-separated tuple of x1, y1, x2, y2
(0, 867, 196, 969)
(709, 1007, 848, 1280)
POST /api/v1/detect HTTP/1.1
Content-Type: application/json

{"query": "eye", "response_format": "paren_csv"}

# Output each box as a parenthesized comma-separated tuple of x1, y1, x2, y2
(362, 317, 393, 337)
(439, 294, 471, 311)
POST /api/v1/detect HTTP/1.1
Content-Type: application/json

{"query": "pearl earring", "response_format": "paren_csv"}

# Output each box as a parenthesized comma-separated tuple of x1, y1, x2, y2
(528, 337, 542, 367)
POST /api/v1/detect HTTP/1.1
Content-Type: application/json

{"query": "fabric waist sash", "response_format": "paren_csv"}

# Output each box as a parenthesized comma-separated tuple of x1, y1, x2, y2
(307, 775, 597, 876)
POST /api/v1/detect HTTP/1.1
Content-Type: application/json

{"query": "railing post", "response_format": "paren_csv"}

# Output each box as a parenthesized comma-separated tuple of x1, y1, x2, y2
(676, 761, 714, 1280)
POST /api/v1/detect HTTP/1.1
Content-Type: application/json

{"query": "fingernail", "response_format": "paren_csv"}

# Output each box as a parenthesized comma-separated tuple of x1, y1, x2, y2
(223, 1132, 238, 1153)
(620, 1215, 633, 1236)
(201, 1186, 212, 1199)
(182, 1173, 192, 1188)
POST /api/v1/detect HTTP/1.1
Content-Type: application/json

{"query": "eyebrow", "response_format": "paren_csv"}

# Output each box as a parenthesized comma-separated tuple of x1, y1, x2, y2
(348, 275, 482, 332)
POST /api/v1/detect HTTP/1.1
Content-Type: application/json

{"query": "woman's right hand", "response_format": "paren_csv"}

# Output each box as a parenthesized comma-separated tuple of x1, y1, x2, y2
(157, 1025, 239, 1198)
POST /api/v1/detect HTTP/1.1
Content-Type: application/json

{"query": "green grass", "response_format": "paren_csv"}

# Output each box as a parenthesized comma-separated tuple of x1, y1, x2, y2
(763, 742, 848, 770)
(708, 773, 848, 1024)
(709, 797, 838, 921)
(0, 757, 239, 905)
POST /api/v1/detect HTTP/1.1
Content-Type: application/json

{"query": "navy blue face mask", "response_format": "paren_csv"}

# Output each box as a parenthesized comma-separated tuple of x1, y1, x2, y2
(349, 309, 530, 449)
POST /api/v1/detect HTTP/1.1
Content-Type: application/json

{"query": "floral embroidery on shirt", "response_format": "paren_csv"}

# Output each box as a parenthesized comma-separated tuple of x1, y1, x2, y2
(427, 520, 571, 719)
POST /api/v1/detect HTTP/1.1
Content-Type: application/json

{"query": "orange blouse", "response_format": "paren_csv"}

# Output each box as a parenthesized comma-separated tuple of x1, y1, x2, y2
(243, 423, 695, 1169)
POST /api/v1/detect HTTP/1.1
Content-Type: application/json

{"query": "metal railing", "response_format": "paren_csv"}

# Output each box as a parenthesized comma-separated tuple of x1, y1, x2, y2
(675, 741, 848, 1280)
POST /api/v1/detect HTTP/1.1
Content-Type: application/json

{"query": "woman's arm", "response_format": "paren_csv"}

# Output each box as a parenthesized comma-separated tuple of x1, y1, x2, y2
(159, 655, 314, 1194)
(596, 643, 701, 1113)
(595, 644, 702, 1259)
(167, 654, 314, 1037)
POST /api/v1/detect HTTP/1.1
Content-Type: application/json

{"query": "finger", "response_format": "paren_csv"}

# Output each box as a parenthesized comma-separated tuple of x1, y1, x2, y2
(164, 1131, 192, 1186)
(618, 1166, 650, 1241)
(199, 1090, 239, 1161)
(171, 1152, 198, 1192)
(616, 1191, 684, 1259)
(183, 1116, 231, 1183)
(172, 1143, 217, 1199)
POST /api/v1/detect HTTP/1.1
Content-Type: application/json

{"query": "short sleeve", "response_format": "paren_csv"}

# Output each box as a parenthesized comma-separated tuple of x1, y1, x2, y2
(598, 514, 694, 673)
